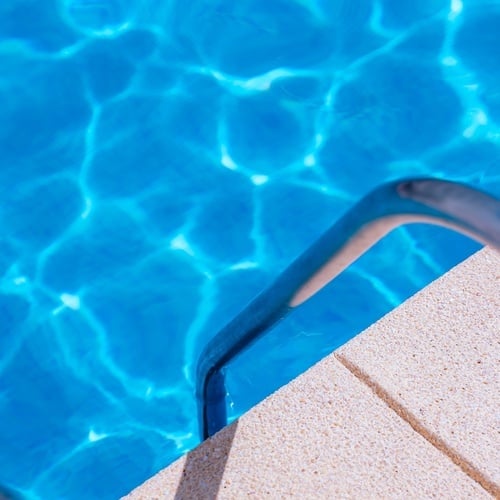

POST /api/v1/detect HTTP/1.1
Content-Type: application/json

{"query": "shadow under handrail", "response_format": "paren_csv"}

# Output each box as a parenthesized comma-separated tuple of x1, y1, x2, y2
(196, 178, 500, 440)
(174, 421, 238, 500)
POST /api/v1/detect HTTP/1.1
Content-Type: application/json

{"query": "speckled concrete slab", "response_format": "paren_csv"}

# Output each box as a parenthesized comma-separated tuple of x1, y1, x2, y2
(125, 355, 487, 499)
(337, 247, 499, 496)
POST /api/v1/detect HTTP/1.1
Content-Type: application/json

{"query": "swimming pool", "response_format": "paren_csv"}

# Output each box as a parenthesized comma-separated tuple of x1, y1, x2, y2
(0, 0, 499, 498)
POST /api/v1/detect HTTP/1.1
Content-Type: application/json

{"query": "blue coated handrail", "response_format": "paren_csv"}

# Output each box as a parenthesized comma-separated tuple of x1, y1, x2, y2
(196, 178, 500, 439)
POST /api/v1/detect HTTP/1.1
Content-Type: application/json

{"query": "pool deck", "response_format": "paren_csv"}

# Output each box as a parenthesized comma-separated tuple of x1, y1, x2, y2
(125, 247, 499, 499)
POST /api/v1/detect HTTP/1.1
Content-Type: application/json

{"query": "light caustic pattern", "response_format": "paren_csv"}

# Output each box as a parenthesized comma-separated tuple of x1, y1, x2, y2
(0, 0, 499, 498)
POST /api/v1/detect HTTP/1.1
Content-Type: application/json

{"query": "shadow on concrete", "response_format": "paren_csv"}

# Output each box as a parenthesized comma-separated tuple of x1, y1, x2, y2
(174, 421, 238, 500)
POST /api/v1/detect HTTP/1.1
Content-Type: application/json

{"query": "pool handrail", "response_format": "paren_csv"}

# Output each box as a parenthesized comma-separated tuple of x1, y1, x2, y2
(196, 178, 500, 439)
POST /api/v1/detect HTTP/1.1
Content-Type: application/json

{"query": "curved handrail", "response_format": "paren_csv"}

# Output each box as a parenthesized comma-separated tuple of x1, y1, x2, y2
(196, 178, 500, 439)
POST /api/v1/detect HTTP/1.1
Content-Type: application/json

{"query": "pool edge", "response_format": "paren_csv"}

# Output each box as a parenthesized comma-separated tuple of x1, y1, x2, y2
(124, 247, 499, 498)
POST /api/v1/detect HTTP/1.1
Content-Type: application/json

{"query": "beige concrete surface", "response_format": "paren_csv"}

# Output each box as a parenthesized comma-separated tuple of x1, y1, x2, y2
(126, 356, 488, 499)
(337, 247, 500, 495)
(125, 248, 498, 499)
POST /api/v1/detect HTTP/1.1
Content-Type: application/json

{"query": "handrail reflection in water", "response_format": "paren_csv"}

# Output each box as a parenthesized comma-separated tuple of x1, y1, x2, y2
(196, 178, 500, 440)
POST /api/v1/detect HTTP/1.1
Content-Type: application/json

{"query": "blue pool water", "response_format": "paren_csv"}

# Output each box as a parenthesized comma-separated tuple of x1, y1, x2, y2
(1, 0, 499, 498)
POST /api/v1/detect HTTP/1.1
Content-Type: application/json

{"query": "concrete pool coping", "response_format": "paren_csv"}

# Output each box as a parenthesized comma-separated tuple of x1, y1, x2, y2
(125, 247, 499, 499)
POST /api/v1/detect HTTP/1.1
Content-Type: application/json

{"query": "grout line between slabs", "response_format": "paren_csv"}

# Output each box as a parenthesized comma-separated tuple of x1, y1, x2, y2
(334, 352, 499, 498)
